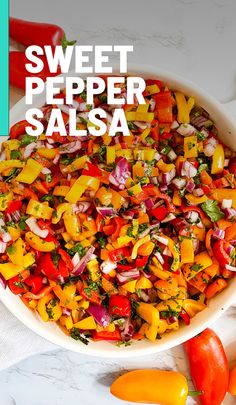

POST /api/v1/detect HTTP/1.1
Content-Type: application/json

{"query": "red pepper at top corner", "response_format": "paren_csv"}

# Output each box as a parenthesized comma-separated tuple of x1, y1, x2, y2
(9, 17, 76, 50)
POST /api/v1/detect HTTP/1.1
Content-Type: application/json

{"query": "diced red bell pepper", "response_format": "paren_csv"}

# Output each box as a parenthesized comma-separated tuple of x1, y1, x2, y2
(58, 259, 69, 278)
(179, 311, 190, 325)
(25, 275, 44, 294)
(109, 294, 131, 317)
(213, 240, 231, 268)
(117, 263, 136, 272)
(154, 91, 173, 123)
(45, 234, 60, 247)
(145, 79, 163, 88)
(150, 119, 159, 141)
(109, 247, 131, 263)
(8, 275, 27, 295)
(38, 253, 60, 280)
(82, 162, 102, 177)
(151, 206, 168, 221)
(80, 287, 102, 305)
(136, 256, 149, 268)
(58, 248, 74, 271)
(103, 224, 116, 236)
(5, 200, 22, 215)
(201, 185, 211, 195)
(111, 217, 126, 240)
(92, 328, 121, 341)
(159, 193, 176, 213)
(9, 120, 30, 139)
(160, 131, 172, 140)
(142, 184, 159, 197)
(214, 177, 230, 188)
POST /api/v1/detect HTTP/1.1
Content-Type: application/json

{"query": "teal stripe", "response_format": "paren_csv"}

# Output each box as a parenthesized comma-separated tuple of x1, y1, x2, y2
(0, 0, 9, 136)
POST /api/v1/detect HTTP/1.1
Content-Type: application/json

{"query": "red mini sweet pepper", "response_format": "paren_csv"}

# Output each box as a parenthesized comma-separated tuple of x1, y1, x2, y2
(109, 294, 131, 317)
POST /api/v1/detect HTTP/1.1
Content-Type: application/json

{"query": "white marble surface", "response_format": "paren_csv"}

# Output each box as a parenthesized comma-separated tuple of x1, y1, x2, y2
(4, 0, 236, 403)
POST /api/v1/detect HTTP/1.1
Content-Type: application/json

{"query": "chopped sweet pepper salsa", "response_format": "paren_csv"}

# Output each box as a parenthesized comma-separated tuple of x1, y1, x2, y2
(3, 77, 236, 345)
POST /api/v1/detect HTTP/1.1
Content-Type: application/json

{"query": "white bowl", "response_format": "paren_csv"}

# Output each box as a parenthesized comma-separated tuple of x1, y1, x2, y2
(3, 64, 236, 358)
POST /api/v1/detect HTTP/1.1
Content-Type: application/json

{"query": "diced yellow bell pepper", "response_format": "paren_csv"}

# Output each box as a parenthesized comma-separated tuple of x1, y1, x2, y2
(101, 277, 118, 295)
(0, 263, 22, 280)
(7, 225, 21, 241)
(145, 84, 160, 96)
(125, 132, 135, 147)
(182, 299, 206, 318)
(25, 231, 55, 252)
(37, 294, 53, 322)
(121, 280, 137, 293)
(145, 324, 158, 342)
(53, 186, 70, 196)
(138, 241, 155, 256)
(15, 158, 43, 184)
(162, 235, 180, 272)
(211, 189, 236, 209)
(0, 192, 13, 211)
(184, 135, 198, 158)
(47, 300, 62, 321)
(133, 149, 156, 161)
(65, 316, 74, 330)
(63, 207, 81, 241)
(131, 235, 150, 260)
(74, 316, 97, 330)
(137, 303, 160, 326)
(87, 259, 101, 282)
(63, 284, 76, 300)
(173, 190, 182, 206)
(192, 226, 206, 242)
(37, 147, 58, 159)
(117, 235, 133, 248)
(23, 252, 35, 269)
(156, 299, 183, 314)
(180, 238, 194, 264)
(120, 183, 142, 199)
(185, 194, 208, 205)
(65, 182, 87, 203)
(116, 149, 133, 161)
(175, 92, 194, 124)
(102, 133, 112, 146)
(106, 146, 116, 164)
(7, 237, 25, 265)
(63, 155, 88, 173)
(211, 144, 224, 174)
(136, 101, 150, 112)
(26, 199, 54, 220)
(52, 202, 70, 224)
(79, 175, 100, 191)
(140, 128, 151, 142)
(0, 160, 24, 173)
(183, 251, 213, 280)
(3, 139, 20, 151)
(157, 159, 175, 173)
(125, 111, 154, 123)
(136, 276, 153, 290)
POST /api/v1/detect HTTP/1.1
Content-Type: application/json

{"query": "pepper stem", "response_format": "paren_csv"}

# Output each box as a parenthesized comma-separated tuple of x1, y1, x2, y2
(188, 390, 203, 397)
(61, 34, 76, 52)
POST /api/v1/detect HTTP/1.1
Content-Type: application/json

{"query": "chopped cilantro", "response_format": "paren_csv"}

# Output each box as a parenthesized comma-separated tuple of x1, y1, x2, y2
(70, 328, 89, 345)
(190, 263, 204, 272)
(67, 242, 86, 257)
(51, 251, 60, 266)
(201, 200, 224, 222)
(18, 215, 28, 231)
(97, 235, 107, 249)
(138, 223, 149, 234)
(20, 134, 37, 147)
(60, 155, 74, 166)
(10, 150, 21, 159)
(45, 173, 52, 183)
(4, 168, 18, 182)
(127, 121, 138, 131)
(198, 163, 209, 173)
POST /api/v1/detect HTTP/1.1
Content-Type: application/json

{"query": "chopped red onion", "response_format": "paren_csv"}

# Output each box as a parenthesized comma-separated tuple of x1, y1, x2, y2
(222, 199, 232, 209)
(72, 252, 80, 267)
(76, 202, 91, 213)
(225, 264, 236, 272)
(62, 308, 71, 316)
(192, 238, 200, 254)
(181, 161, 197, 178)
(163, 246, 172, 256)
(225, 245, 234, 255)
(171, 120, 179, 129)
(162, 168, 176, 185)
(185, 211, 199, 223)
(59, 141, 81, 154)
(193, 188, 204, 197)
(149, 98, 156, 112)
(87, 304, 111, 327)
(144, 198, 154, 210)
(186, 180, 195, 193)
(168, 149, 177, 161)
(116, 269, 140, 283)
(109, 158, 130, 190)
(160, 185, 168, 192)
(224, 208, 236, 220)
(121, 318, 134, 341)
(177, 124, 196, 136)
(154, 152, 162, 161)
(162, 213, 176, 223)
(153, 234, 168, 246)
(168, 315, 178, 324)
(25, 217, 49, 239)
(53, 154, 60, 165)
(0, 274, 7, 289)
(72, 246, 95, 276)
(101, 260, 117, 275)
(138, 290, 150, 303)
(96, 207, 116, 217)
(122, 210, 136, 219)
(154, 251, 164, 265)
(11, 210, 21, 222)
(41, 167, 51, 175)
(172, 178, 186, 189)
(133, 121, 148, 130)
(23, 142, 37, 158)
(0, 241, 7, 254)
(213, 228, 225, 240)
(224, 159, 230, 167)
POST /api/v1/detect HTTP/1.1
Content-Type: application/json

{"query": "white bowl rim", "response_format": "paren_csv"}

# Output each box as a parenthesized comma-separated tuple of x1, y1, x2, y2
(3, 63, 236, 358)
